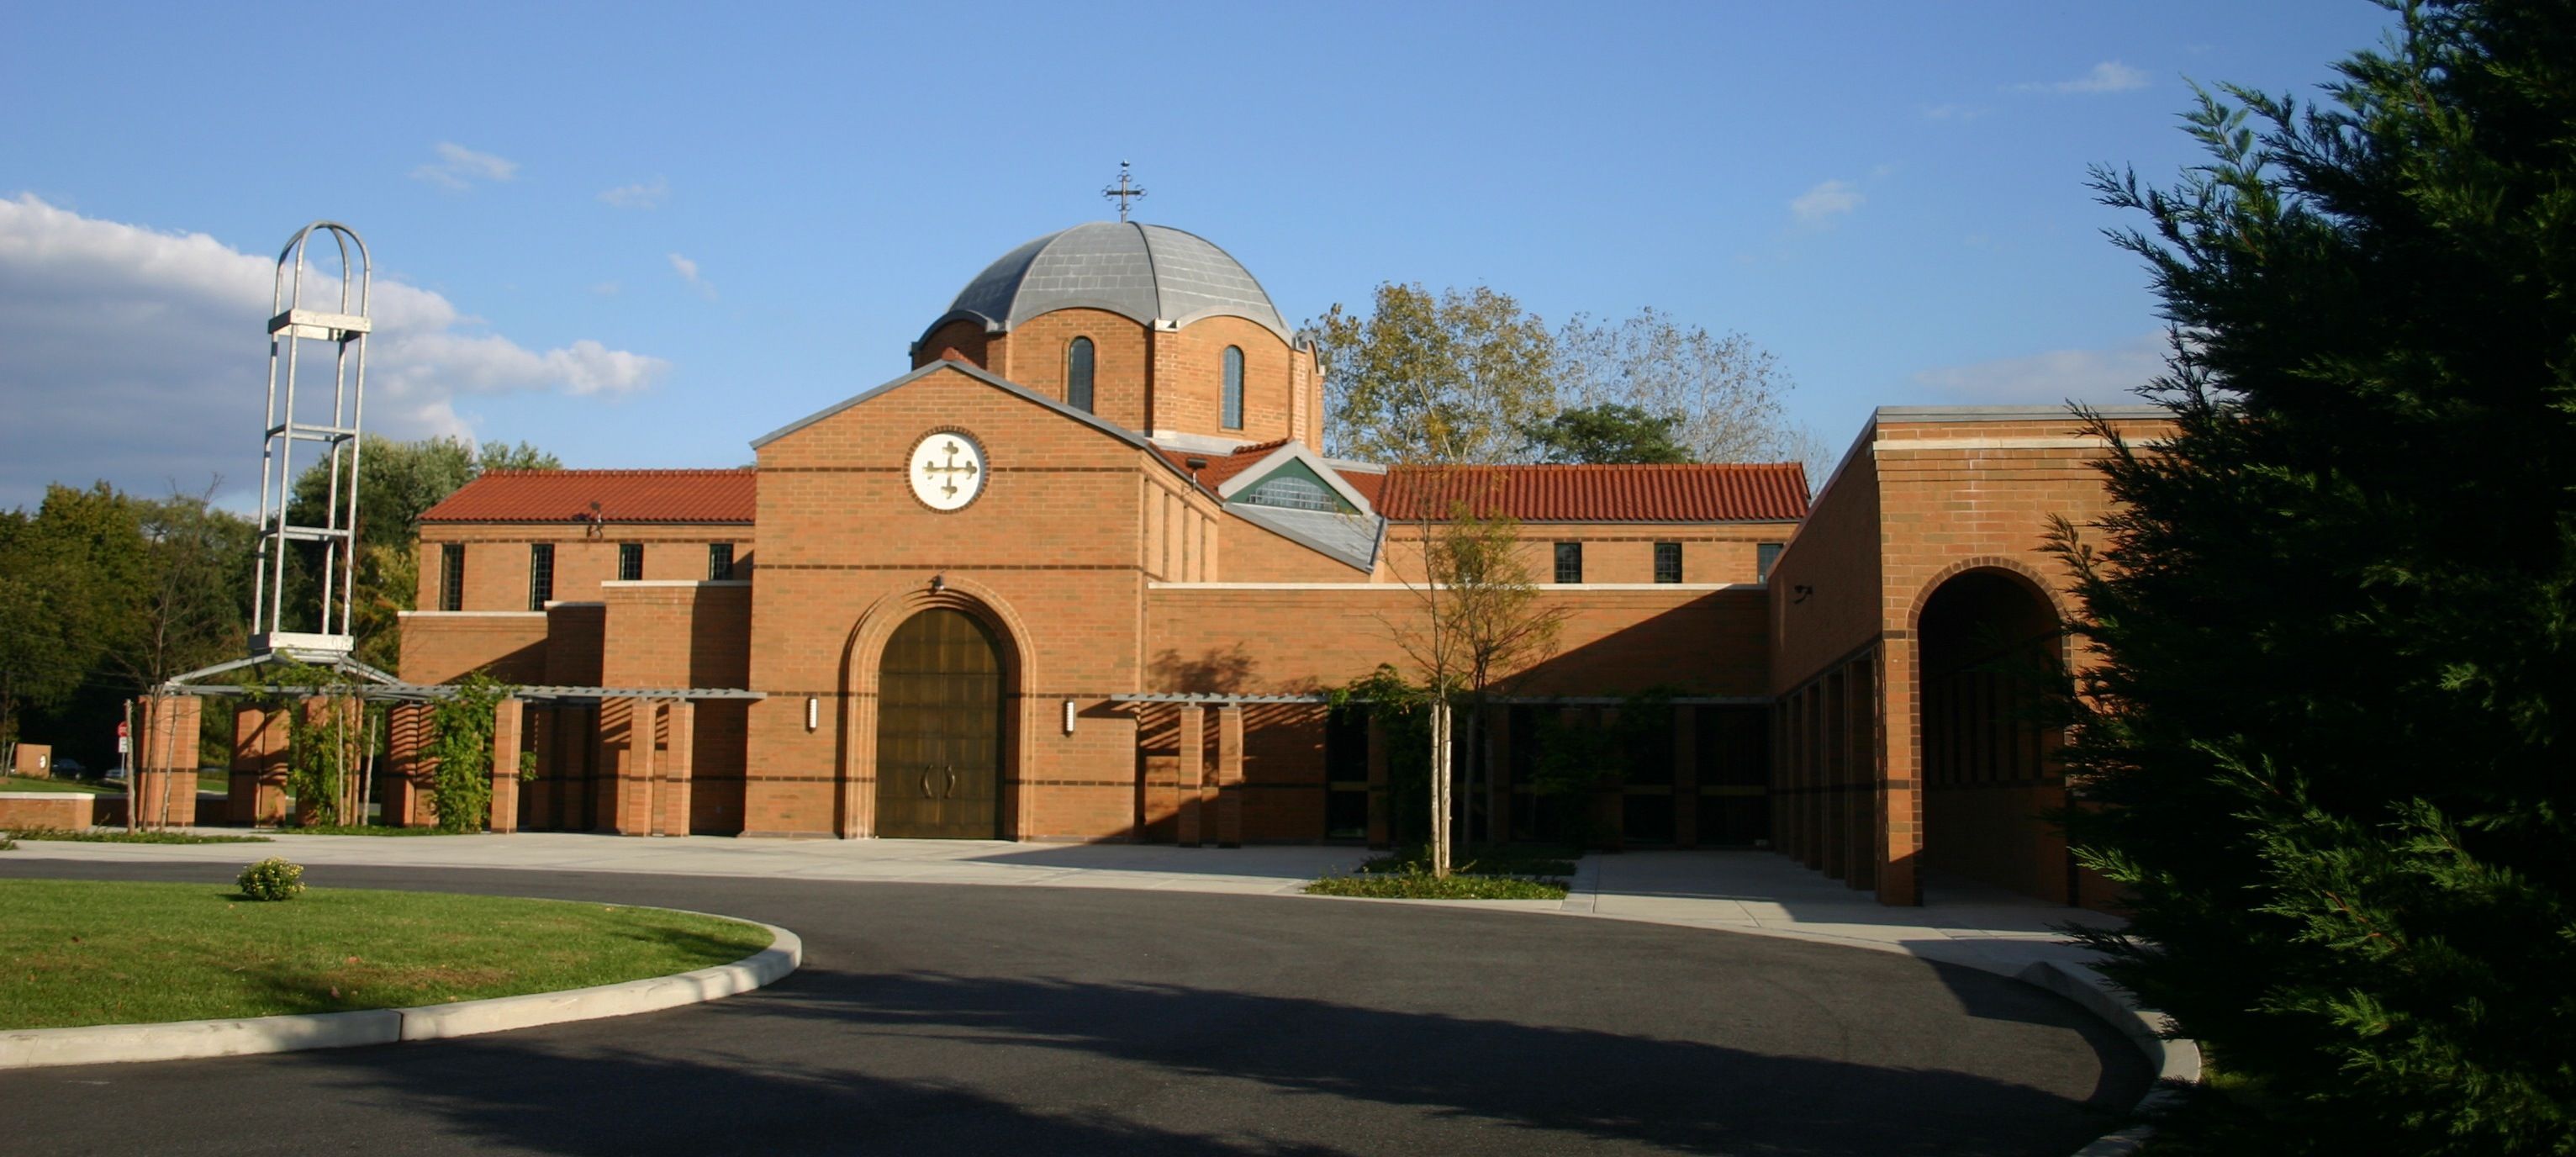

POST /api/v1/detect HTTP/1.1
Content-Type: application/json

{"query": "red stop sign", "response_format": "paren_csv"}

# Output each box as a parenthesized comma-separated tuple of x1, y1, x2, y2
(116, 721, 129, 738)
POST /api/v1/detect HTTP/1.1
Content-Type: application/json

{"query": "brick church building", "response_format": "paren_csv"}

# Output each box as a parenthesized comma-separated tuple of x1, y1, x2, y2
(386, 220, 2165, 906)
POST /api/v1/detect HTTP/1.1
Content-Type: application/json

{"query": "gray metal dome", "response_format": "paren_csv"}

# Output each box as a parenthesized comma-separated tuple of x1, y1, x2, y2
(925, 222, 1289, 343)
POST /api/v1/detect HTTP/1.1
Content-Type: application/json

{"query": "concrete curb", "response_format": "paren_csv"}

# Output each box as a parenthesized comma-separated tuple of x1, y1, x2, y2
(0, 914, 800, 1070)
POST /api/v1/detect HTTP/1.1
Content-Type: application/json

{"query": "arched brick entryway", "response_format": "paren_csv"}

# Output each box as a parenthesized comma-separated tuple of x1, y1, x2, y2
(1913, 565, 2071, 901)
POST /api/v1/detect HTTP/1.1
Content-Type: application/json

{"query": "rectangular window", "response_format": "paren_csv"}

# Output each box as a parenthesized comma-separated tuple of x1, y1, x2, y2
(1553, 542, 1583, 584)
(618, 542, 643, 582)
(708, 542, 735, 581)
(1756, 542, 1785, 583)
(528, 543, 554, 610)
(438, 543, 464, 611)
(1654, 542, 1682, 584)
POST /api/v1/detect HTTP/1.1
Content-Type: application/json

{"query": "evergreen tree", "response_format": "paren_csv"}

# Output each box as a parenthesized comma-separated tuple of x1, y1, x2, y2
(2056, 3, 2576, 1151)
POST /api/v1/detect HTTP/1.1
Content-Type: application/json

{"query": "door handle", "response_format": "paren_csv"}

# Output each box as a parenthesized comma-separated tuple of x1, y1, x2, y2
(921, 771, 933, 797)
(946, 769, 958, 799)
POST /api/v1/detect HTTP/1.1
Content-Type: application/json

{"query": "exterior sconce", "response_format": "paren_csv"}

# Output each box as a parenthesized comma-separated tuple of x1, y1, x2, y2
(805, 697, 819, 732)
(1063, 699, 1077, 735)
(1792, 584, 1813, 605)
(929, 573, 946, 594)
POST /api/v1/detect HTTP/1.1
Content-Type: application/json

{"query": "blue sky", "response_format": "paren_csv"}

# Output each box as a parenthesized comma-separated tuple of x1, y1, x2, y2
(0, 1, 2404, 507)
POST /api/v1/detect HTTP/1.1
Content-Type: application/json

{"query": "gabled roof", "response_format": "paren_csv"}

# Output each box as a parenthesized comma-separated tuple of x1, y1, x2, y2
(1212, 441, 1375, 514)
(749, 357, 1210, 491)
(1376, 462, 1809, 522)
(420, 470, 756, 525)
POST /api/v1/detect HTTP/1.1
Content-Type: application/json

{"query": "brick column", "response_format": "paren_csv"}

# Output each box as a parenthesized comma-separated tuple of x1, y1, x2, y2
(615, 699, 658, 837)
(384, 704, 427, 827)
(660, 700, 696, 837)
(488, 698, 522, 834)
(1673, 705, 1699, 849)
(1879, 635, 1923, 906)
(1846, 659, 1880, 892)
(136, 695, 202, 828)
(1215, 705, 1243, 848)
(525, 709, 555, 830)
(233, 705, 289, 826)
(1365, 711, 1390, 849)
(1176, 704, 1205, 847)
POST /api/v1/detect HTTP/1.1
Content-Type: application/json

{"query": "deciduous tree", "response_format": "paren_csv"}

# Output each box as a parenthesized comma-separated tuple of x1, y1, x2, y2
(1310, 283, 1556, 465)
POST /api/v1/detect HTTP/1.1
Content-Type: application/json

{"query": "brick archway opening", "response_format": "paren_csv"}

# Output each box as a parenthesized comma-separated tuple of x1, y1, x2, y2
(1916, 568, 2070, 902)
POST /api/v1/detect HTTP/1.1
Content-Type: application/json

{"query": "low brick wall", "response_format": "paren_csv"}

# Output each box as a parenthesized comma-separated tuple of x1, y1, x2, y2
(0, 792, 124, 829)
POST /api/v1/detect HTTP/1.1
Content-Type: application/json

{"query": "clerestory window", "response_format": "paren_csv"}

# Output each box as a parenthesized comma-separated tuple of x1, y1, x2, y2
(1242, 474, 1339, 512)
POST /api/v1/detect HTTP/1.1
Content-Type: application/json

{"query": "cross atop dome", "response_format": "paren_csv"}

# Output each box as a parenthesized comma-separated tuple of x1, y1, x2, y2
(1101, 161, 1146, 223)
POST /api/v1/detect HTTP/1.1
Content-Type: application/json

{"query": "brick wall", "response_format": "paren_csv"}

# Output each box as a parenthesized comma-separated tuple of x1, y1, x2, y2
(1766, 408, 2172, 906)
(1380, 520, 1799, 587)
(415, 524, 752, 613)
(399, 613, 550, 684)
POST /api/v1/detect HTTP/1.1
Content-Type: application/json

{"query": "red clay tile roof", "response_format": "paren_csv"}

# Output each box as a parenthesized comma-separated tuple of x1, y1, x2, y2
(419, 469, 756, 525)
(1375, 462, 1808, 522)
(1153, 438, 1294, 489)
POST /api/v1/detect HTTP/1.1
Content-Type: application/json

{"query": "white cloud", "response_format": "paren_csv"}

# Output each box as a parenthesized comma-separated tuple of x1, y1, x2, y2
(1923, 103, 1986, 122)
(1790, 179, 1864, 227)
(1912, 334, 2167, 405)
(599, 177, 668, 209)
(412, 142, 519, 189)
(591, 280, 622, 295)
(0, 194, 667, 507)
(668, 251, 715, 299)
(2021, 61, 2151, 94)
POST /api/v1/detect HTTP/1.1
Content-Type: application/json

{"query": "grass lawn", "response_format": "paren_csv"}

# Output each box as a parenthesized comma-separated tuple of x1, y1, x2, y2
(1, 775, 120, 795)
(0, 880, 775, 1030)
(4, 826, 269, 844)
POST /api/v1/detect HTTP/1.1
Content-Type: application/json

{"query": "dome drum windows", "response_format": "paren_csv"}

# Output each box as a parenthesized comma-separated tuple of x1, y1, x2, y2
(1066, 337, 1095, 414)
(1222, 346, 1244, 430)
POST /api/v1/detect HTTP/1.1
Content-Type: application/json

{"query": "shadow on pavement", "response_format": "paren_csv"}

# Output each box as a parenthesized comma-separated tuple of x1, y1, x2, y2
(286, 965, 2138, 1157)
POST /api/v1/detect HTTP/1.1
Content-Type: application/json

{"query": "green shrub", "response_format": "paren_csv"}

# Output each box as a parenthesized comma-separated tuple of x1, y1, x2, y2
(235, 857, 305, 901)
(1307, 869, 1566, 901)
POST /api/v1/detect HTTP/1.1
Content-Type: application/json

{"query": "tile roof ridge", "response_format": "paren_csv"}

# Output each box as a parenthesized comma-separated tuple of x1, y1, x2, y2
(473, 468, 752, 477)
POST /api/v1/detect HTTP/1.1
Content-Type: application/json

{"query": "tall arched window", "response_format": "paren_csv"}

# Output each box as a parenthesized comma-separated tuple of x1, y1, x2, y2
(1222, 346, 1244, 430)
(1066, 337, 1095, 414)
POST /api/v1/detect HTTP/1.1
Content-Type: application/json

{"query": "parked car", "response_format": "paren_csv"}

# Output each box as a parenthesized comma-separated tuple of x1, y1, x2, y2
(50, 756, 87, 779)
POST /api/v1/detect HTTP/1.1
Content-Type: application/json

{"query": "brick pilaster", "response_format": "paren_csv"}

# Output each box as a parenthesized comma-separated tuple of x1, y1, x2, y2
(1176, 704, 1205, 847)
(1216, 705, 1243, 848)
(488, 698, 522, 833)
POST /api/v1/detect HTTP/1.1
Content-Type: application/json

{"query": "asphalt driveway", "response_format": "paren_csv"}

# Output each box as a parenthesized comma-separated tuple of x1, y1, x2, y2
(0, 859, 2146, 1155)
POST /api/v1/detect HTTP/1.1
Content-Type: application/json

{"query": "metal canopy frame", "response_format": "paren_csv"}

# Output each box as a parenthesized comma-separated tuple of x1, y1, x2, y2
(159, 678, 765, 706)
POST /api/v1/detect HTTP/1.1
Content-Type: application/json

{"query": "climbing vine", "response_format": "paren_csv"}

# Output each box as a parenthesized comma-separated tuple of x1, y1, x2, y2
(251, 660, 374, 828)
(426, 672, 514, 833)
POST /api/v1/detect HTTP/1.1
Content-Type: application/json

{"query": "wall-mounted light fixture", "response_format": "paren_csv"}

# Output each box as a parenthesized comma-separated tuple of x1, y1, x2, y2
(805, 696, 819, 732)
(1792, 584, 1814, 605)
(929, 573, 946, 594)
(1063, 699, 1077, 735)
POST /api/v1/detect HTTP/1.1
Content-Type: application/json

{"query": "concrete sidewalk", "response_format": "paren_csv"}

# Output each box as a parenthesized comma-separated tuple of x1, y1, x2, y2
(5, 832, 2116, 974)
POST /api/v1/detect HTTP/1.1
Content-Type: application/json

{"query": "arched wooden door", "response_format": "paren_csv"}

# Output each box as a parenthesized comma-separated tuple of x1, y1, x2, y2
(874, 608, 1004, 839)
